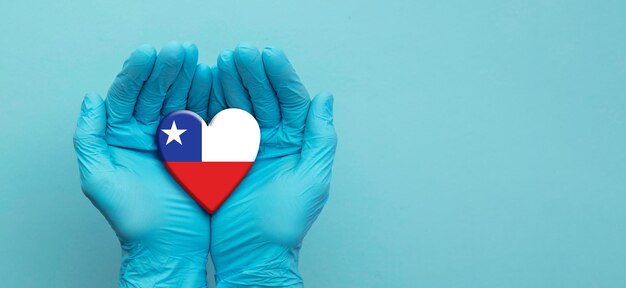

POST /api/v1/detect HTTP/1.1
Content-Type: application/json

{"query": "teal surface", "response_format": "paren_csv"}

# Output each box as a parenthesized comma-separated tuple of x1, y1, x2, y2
(1, 1, 626, 287)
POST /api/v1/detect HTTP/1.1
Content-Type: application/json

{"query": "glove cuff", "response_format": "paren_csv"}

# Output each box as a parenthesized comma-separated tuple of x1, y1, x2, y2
(119, 244, 208, 288)
(215, 267, 302, 288)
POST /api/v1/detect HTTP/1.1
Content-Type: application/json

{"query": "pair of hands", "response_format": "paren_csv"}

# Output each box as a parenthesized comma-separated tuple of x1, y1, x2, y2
(73, 42, 337, 287)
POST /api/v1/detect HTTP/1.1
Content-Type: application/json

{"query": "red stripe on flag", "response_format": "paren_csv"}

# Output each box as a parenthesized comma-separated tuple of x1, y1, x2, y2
(164, 162, 254, 214)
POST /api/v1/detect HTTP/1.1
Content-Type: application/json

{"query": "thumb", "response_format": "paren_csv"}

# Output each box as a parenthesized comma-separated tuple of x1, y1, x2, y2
(298, 92, 337, 181)
(73, 93, 114, 178)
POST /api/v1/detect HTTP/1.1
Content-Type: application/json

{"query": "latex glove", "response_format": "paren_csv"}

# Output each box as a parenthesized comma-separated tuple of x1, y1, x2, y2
(210, 44, 337, 287)
(73, 42, 215, 288)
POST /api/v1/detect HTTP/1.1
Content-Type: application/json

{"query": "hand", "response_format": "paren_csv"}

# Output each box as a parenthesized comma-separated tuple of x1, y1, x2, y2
(210, 44, 337, 287)
(73, 42, 215, 287)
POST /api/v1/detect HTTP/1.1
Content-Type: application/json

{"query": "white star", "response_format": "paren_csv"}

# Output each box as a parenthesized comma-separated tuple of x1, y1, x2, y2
(161, 121, 187, 145)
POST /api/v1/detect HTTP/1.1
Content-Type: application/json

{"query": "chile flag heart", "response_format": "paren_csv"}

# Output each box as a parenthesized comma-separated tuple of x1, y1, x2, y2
(157, 109, 260, 214)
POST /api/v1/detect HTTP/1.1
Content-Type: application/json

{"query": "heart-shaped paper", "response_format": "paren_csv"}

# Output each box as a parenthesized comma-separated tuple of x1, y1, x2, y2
(157, 109, 260, 214)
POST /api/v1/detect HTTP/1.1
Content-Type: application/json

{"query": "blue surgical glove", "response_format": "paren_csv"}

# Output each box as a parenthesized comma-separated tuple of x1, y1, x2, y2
(210, 44, 337, 287)
(73, 42, 215, 287)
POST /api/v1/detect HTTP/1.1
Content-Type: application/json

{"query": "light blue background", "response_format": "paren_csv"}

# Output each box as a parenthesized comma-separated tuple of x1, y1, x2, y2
(1, 1, 626, 287)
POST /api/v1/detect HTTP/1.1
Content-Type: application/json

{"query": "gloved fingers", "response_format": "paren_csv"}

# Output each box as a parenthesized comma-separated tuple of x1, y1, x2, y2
(298, 92, 337, 181)
(74, 93, 114, 177)
(186, 63, 212, 121)
(218, 50, 254, 114)
(134, 42, 185, 125)
(208, 65, 228, 121)
(105, 45, 156, 123)
(161, 42, 198, 117)
(234, 43, 281, 128)
(262, 47, 310, 131)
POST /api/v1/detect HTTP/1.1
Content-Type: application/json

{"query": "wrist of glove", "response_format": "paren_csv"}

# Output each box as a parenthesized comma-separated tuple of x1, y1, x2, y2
(119, 242, 208, 288)
(214, 251, 302, 288)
